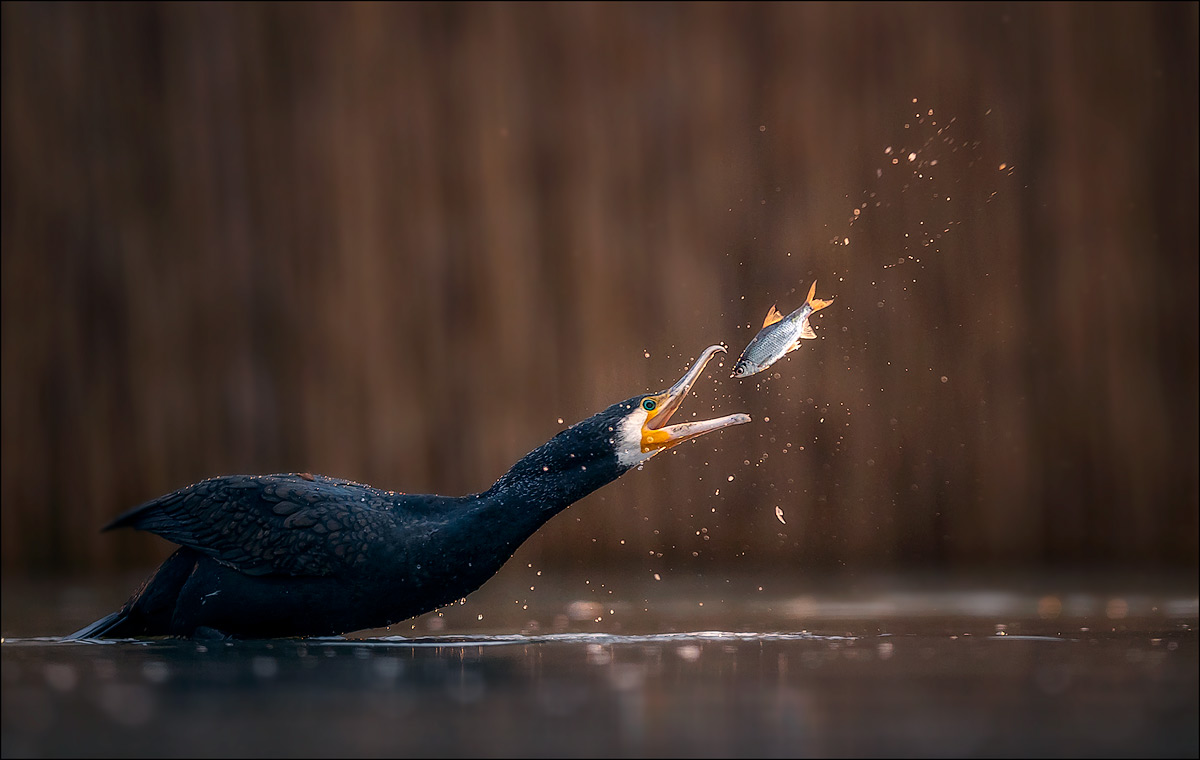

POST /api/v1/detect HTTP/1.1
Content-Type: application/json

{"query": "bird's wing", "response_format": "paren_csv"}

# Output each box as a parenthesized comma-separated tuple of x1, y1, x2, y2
(104, 474, 400, 577)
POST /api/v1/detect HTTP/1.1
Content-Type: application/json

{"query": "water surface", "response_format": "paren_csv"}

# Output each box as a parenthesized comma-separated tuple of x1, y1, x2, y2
(3, 573, 1196, 757)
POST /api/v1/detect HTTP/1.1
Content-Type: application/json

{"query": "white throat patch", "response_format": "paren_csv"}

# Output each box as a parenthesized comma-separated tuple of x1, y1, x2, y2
(613, 406, 660, 469)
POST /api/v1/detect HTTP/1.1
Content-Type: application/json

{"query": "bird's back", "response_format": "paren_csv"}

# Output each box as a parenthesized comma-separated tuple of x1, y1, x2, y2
(106, 473, 423, 578)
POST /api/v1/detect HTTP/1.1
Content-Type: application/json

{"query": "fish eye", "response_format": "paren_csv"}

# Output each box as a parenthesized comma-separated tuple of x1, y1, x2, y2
(642, 398, 656, 412)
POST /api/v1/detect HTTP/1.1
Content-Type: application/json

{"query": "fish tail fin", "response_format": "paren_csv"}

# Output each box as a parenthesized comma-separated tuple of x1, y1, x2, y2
(804, 280, 834, 313)
(795, 280, 832, 341)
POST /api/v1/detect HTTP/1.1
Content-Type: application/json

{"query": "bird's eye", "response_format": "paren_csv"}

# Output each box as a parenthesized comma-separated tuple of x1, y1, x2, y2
(642, 398, 657, 412)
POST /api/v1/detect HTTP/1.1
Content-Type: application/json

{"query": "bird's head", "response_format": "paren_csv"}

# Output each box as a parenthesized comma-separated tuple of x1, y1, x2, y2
(491, 345, 750, 507)
(608, 344, 751, 468)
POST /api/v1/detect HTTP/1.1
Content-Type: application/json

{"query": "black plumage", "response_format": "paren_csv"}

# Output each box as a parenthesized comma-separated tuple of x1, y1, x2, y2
(68, 346, 748, 639)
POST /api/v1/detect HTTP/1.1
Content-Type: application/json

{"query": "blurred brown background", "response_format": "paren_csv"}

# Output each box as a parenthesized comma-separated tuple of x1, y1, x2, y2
(2, 1, 1197, 579)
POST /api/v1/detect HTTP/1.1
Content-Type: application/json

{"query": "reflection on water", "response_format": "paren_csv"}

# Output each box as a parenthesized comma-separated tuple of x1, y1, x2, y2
(2, 575, 1197, 757)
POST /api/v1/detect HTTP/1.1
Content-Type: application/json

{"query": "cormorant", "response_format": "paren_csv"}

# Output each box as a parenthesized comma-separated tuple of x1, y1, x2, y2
(68, 345, 749, 639)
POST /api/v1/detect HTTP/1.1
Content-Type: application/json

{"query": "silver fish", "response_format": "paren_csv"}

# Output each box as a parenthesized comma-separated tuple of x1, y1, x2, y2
(731, 281, 834, 378)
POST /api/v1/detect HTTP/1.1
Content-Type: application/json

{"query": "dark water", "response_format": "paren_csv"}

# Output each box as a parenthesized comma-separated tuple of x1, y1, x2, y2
(3, 574, 1197, 758)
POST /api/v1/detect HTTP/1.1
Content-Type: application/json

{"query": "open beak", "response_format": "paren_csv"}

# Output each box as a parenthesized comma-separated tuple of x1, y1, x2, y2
(641, 345, 751, 453)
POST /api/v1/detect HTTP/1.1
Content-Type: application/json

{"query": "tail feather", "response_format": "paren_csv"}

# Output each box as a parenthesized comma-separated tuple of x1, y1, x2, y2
(804, 280, 834, 313)
(64, 548, 201, 639)
(66, 610, 131, 640)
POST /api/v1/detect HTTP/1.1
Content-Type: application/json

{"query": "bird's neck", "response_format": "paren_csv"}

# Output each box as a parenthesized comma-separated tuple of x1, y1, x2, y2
(481, 435, 625, 524)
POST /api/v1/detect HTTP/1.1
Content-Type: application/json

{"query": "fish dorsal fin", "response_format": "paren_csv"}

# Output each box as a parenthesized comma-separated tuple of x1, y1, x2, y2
(762, 304, 785, 328)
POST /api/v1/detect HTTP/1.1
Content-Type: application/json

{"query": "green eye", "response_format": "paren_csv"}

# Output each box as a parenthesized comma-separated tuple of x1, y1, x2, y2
(642, 398, 657, 412)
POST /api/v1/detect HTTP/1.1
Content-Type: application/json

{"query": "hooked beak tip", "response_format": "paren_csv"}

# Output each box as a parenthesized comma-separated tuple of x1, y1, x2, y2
(640, 344, 749, 452)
